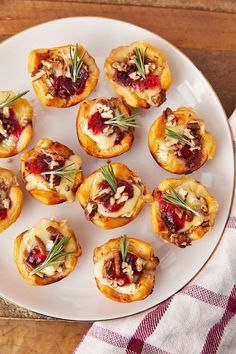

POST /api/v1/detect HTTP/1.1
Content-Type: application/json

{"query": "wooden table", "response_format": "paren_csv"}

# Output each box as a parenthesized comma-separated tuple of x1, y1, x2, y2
(0, 1, 235, 353)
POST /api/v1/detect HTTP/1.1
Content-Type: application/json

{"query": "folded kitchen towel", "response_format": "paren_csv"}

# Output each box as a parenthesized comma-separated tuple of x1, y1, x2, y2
(75, 110, 236, 354)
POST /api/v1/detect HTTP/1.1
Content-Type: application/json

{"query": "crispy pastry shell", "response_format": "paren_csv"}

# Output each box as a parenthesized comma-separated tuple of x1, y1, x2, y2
(28, 44, 100, 108)
(0, 91, 33, 158)
(148, 107, 216, 174)
(94, 237, 159, 302)
(76, 97, 134, 158)
(14, 219, 81, 286)
(0, 168, 24, 232)
(150, 177, 219, 246)
(104, 41, 172, 108)
(77, 162, 151, 229)
(21, 138, 83, 205)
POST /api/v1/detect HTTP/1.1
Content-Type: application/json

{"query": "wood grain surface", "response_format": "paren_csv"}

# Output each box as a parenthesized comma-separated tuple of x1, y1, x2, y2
(0, 1, 235, 353)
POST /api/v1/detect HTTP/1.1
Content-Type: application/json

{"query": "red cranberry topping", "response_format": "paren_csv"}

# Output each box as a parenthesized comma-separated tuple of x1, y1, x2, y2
(0, 108, 23, 141)
(0, 208, 7, 221)
(99, 180, 110, 190)
(53, 68, 89, 99)
(88, 112, 105, 134)
(26, 247, 47, 268)
(115, 64, 160, 92)
(118, 180, 134, 198)
(102, 200, 124, 213)
(25, 154, 52, 174)
(157, 191, 185, 232)
(177, 144, 202, 170)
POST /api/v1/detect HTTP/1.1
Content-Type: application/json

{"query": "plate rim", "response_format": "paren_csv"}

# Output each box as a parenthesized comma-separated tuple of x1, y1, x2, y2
(0, 16, 235, 321)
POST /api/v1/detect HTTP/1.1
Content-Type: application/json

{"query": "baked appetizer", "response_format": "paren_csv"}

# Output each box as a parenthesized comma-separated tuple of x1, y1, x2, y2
(28, 43, 100, 107)
(14, 218, 81, 286)
(0, 90, 33, 157)
(77, 163, 150, 229)
(94, 235, 159, 302)
(21, 138, 83, 205)
(104, 41, 172, 108)
(76, 97, 138, 158)
(0, 168, 23, 232)
(150, 177, 218, 248)
(148, 107, 216, 174)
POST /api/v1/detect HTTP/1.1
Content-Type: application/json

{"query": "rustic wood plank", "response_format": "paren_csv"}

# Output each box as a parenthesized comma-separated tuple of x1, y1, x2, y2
(29, 0, 236, 13)
(0, 318, 91, 354)
(0, 1, 235, 51)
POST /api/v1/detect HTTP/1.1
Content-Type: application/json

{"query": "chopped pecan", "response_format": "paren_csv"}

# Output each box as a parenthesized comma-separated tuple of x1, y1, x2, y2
(84, 201, 98, 220)
(186, 121, 200, 130)
(34, 236, 47, 254)
(112, 249, 121, 277)
(201, 220, 210, 229)
(152, 90, 166, 106)
(46, 226, 63, 240)
(170, 233, 192, 248)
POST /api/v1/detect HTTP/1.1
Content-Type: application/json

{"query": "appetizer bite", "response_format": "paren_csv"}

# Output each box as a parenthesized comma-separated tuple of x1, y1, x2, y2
(148, 107, 216, 174)
(14, 218, 81, 285)
(21, 138, 83, 205)
(76, 97, 138, 158)
(104, 41, 172, 108)
(94, 235, 159, 302)
(150, 177, 218, 248)
(77, 162, 150, 229)
(0, 168, 23, 232)
(28, 43, 99, 107)
(0, 90, 33, 158)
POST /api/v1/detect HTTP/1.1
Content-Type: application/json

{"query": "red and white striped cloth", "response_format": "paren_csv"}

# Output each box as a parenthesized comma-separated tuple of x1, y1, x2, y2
(76, 111, 236, 354)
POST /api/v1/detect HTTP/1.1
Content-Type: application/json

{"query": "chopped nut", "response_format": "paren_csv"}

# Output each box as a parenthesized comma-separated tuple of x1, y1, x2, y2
(112, 61, 127, 72)
(84, 201, 97, 220)
(186, 121, 200, 130)
(129, 71, 141, 81)
(2, 107, 10, 118)
(46, 226, 63, 238)
(2, 198, 10, 209)
(117, 194, 129, 204)
(135, 258, 145, 272)
(31, 69, 45, 81)
(0, 121, 8, 138)
(109, 197, 115, 206)
(112, 249, 121, 277)
(122, 261, 133, 279)
(65, 185, 70, 192)
(34, 236, 47, 254)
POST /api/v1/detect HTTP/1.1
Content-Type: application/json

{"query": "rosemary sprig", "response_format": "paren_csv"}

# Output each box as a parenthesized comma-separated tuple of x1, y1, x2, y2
(165, 128, 193, 147)
(133, 47, 146, 79)
(101, 163, 117, 193)
(0, 90, 29, 109)
(104, 113, 140, 129)
(163, 189, 200, 216)
(30, 236, 75, 275)
(69, 43, 86, 82)
(41, 162, 81, 183)
(120, 235, 128, 262)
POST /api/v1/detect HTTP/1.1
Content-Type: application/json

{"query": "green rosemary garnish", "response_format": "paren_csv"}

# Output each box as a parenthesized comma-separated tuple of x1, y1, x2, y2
(133, 47, 147, 79)
(104, 113, 140, 129)
(120, 235, 128, 262)
(41, 162, 81, 183)
(30, 236, 75, 275)
(163, 189, 200, 216)
(0, 90, 29, 109)
(165, 128, 193, 147)
(101, 163, 117, 193)
(69, 43, 86, 82)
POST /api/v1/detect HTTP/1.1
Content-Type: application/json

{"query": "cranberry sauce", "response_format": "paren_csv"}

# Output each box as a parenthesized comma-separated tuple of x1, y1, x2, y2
(157, 191, 186, 233)
(0, 108, 23, 142)
(177, 143, 202, 170)
(53, 67, 89, 99)
(115, 62, 160, 91)
(0, 208, 7, 221)
(104, 251, 140, 286)
(98, 179, 134, 213)
(88, 112, 105, 134)
(26, 247, 47, 268)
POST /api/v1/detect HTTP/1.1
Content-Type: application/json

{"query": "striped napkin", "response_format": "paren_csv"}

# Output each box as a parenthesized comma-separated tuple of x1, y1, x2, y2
(76, 111, 236, 354)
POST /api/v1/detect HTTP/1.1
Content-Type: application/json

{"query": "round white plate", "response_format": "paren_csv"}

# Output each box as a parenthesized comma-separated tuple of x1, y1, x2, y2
(0, 17, 234, 321)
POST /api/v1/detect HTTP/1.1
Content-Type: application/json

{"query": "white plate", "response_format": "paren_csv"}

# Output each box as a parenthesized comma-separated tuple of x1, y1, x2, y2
(0, 17, 234, 321)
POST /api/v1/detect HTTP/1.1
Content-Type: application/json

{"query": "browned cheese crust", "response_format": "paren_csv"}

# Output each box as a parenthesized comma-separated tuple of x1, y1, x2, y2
(148, 107, 216, 174)
(21, 138, 83, 205)
(150, 177, 219, 248)
(94, 237, 159, 302)
(77, 162, 151, 229)
(0, 168, 24, 232)
(76, 97, 134, 158)
(14, 219, 81, 286)
(28, 44, 100, 107)
(0, 91, 33, 158)
(104, 41, 172, 108)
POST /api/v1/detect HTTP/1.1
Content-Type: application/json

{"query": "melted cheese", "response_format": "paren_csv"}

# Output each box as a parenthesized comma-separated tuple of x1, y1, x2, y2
(22, 219, 64, 276)
(94, 257, 136, 295)
(82, 120, 116, 149)
(90, 172, 141, 218)
(25, 155, 82, 202)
